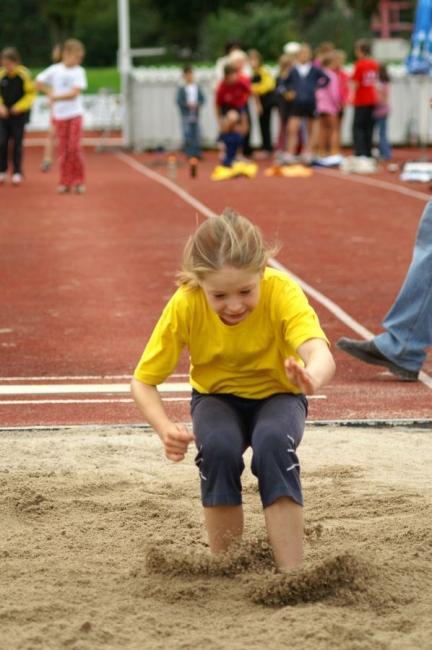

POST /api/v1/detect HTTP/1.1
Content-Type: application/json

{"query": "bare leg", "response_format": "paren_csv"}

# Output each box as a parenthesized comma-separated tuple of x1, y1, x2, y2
(305, 117, 319, 158)
(204, 505, 244, 553)
(264, 496, 303, 571)
(287, 116, 301, 155)
(329, 114, 340, 154)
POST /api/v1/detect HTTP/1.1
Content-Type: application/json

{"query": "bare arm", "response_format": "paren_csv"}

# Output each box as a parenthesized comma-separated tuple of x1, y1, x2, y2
(131, 378, 194, 462)
(52, 87, 81, 101)
(285, 338, 335, 395)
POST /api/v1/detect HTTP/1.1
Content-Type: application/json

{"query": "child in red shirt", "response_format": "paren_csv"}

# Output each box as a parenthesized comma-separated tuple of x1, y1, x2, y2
(351, 39, 378, 158)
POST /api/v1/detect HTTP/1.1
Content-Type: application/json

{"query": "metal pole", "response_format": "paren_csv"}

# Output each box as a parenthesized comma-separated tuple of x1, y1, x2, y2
(117, 0, 131, 147)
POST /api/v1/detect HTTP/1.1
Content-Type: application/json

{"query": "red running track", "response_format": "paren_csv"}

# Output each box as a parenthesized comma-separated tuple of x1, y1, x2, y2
(0, 147, 431, 428)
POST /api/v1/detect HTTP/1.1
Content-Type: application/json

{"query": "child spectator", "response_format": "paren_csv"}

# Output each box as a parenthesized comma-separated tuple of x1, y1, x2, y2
(313, 41, 335, 67)
(248, 49, 276, 157)
(351, 39, 379, 158)
(40, 43, 63, 172)
(274, 53, 296, 155)
(374, 63, 392, 160)
(316, 52, 343, 156)
(333, 49, 350, 144)
(226, 50, 253, 158)
(0, 47, 35, 186)
(215, 63, 251, 129)
(36, 39, 87, 194)
(132, 208, 335, 571)
(280, 43, 329, 164)
(176, 66, 205, 159)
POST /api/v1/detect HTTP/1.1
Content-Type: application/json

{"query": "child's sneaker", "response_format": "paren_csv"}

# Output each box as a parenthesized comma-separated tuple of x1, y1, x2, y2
(0, 173, 6, 184)
(40, 160, 52, 172)
(57, 185, 70, 194)
(74, 184, 86, 194)
(11, 173, 22, 185)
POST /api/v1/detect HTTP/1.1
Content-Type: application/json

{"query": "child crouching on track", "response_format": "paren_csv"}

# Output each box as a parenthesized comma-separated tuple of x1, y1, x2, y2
(131, 209, 335, 571)
(36, 39, 87, 194)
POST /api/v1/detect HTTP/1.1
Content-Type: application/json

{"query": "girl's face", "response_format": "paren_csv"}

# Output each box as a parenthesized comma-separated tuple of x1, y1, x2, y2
(200, 265, 262, 325)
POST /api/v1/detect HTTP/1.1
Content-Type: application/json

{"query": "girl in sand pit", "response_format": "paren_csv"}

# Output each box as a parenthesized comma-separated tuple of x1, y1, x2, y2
(132, 209, 335, 571)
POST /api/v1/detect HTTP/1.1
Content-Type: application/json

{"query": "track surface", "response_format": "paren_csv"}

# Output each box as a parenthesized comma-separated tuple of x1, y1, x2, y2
(1, 147, 431, 427)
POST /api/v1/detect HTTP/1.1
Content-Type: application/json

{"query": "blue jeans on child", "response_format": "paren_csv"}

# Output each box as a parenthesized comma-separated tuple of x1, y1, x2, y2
(191, 390, 307, 509)
(375, 116, 392, 160)
(181, 114, 201, 158)
(374, 200, 432, 371)
(218, 132, 244, 166)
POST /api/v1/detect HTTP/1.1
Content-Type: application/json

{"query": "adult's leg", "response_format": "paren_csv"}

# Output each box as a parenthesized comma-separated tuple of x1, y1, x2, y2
(11, 114, 26, 174)
(0, 118, 10, 173)
(374, 201, 432, 371)
(250, 393, 307, 570)
(191, 393, 247, 552)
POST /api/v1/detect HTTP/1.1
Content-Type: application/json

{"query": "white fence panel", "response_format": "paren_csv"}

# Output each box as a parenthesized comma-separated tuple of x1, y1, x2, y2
(27, 67, 432, 150)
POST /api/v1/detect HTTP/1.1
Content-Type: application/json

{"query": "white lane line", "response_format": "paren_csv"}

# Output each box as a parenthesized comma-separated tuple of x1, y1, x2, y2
(316, 168, 431, 202)
(0, 373, 188, 382)
(117, 152, 432, 390)
(0, 395, 327, 405)
(0, 382, 190, 396)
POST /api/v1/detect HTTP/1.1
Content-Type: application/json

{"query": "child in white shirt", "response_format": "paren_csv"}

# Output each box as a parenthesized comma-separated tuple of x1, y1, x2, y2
(37, 39, 87, 194)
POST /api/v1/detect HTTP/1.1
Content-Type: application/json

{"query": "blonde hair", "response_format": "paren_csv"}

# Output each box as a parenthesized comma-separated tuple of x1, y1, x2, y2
(177, 208, 277, 288)
(63, 39, 85, 56)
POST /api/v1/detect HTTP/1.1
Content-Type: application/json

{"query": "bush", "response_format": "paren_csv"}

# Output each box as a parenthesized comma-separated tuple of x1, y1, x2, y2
(303, 7, 372, 60)
(199, 4, 299, 61)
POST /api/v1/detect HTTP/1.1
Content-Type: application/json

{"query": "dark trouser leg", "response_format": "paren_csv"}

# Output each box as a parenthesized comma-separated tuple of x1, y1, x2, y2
(353, 105, 375, 157)
(242, 103, 253, 156)
(10, 114, 27, 174)
(191, 394, 246, 507)
(250, 394, 307, 508)
(0, 118, 10, 173)
(259, 104, 273, 152)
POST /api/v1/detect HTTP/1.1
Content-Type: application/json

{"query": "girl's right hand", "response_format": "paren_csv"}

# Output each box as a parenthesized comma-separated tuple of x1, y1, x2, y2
(160, 423, 195, 462)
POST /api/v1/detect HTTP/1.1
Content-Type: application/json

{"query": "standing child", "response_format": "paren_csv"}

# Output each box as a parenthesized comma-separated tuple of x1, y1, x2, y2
(36, 39, 87, 194)
(274, 53, 296, 157)
(132, 209, 335, 571)
(280, 43, 329, 164)
(40, 43, 63, 172)
(351, 39, 378, 159)
(248, 49, 276, 157)
(176, 66, 205, 159)
(0, 47, 36, 186)
(374, 63, 392, 160)
(316, 52, 343, 156)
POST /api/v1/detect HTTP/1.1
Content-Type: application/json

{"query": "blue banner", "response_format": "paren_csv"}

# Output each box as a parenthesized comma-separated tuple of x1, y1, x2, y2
(406, 0, 432, 74)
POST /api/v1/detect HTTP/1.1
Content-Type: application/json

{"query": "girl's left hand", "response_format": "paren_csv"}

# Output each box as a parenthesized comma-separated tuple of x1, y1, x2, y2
(284, 357, 317, 395)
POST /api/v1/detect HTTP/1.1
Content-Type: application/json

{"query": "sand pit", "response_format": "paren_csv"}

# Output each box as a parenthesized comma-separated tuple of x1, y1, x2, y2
(1, 424, 431, 650)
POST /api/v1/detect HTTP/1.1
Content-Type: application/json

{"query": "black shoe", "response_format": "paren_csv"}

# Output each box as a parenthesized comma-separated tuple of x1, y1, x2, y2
(336, 337, 419, 381)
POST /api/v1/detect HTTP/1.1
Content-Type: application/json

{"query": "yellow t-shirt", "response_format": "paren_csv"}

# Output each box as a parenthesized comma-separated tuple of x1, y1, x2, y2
(133, 267, 328, 398)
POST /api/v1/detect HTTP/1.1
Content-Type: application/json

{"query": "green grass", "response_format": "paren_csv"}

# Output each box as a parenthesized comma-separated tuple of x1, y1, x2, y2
(30, 67, 120, 93)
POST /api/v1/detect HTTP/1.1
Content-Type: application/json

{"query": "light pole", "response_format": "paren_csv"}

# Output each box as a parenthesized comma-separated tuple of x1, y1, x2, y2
(117, 0, 131, 147)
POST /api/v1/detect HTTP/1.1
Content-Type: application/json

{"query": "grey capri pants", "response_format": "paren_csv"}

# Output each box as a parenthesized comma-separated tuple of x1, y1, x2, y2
(191, 390, 308, 509)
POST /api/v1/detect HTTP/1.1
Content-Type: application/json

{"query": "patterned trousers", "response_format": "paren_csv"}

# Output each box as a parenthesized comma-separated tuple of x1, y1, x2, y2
(55, 116, 85, 186)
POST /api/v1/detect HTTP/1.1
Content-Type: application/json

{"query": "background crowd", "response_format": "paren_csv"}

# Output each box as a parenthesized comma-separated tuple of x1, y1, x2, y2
(176, 38, 392, 170)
